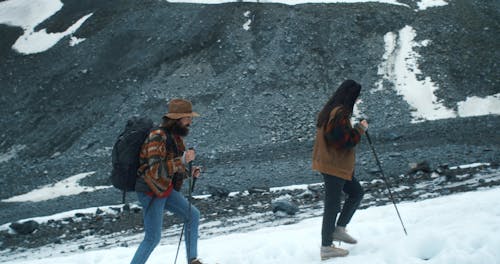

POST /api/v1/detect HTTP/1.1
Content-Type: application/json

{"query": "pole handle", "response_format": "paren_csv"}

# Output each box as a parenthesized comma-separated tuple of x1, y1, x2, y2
(187, 147, 196, 192)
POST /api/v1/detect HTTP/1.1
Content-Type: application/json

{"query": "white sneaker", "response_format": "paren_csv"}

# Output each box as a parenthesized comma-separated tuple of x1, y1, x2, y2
(332, 226, 357, 244)
(320, 245, 349, 260)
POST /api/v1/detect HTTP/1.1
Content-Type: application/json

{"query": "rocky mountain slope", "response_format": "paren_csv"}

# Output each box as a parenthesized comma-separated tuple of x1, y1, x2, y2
(0, 0, 499, 226)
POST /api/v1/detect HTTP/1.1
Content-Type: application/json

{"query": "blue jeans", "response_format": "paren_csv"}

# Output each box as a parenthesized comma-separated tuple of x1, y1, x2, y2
(131, 190, 200, 264)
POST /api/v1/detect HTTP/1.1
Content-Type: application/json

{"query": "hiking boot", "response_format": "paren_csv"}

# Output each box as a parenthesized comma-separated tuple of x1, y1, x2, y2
(320, 245, 349, 260)
(190, 258, 203, 264)
(332, 226, 357, 244)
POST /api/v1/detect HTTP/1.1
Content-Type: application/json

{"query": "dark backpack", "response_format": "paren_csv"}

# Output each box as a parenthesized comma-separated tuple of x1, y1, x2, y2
(111, 116, 154, 203)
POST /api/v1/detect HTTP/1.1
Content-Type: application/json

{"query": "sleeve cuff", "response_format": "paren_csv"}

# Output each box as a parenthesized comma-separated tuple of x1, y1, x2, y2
(355, 123, 368, 132)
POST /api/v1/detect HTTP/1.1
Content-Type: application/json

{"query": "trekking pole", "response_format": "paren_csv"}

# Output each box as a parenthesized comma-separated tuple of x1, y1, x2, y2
(174, 148, 196, 264)
(365, 131, 408, 236)
(187, 159, 193, 262)
(173, 222, 184, 264)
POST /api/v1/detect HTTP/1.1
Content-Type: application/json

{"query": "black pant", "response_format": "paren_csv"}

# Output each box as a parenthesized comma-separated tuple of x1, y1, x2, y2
(321, 173, 364, 246)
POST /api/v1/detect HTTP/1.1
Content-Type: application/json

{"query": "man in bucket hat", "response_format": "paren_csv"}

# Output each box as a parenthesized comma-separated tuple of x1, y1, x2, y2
(131, 98, 204, 264)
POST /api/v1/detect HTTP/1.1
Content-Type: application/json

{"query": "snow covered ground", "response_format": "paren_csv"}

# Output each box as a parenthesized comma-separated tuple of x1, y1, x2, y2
(4, 187, 500, 264)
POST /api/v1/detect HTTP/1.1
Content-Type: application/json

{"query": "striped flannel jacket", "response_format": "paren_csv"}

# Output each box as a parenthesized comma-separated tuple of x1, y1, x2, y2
(135, 128, 186, 196)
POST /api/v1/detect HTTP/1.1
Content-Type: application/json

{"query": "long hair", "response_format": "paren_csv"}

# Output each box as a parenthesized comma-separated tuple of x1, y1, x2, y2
(316, 80, 361, 128)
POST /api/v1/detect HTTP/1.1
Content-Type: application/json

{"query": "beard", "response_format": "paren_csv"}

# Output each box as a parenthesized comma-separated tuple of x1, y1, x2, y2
(171, 121, 189, 137)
